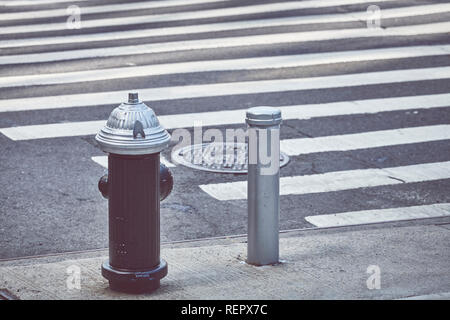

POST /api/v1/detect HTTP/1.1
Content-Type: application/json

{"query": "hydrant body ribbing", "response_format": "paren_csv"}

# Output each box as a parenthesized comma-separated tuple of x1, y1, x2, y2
(108, 153, 161, 270)
(95, 93, 171, 294)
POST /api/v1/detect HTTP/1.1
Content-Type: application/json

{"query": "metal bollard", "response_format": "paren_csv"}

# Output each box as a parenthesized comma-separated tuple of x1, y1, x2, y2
(246, 107, 282, 266)
(95, 92, 172, 293)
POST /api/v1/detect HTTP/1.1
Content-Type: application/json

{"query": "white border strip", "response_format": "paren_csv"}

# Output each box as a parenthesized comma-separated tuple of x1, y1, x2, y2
(305, 203, 450, 227)
(1, 22, 449, 64)
(1, 93, 449, 140)
(0, 66, 449, 113)
(281, 125, 450, 155)
(2, 45, 449, 88)
(0, 0, 88, 6)
(199, 161, 450, 200)
(0, 0, 394, 25)
(1, 3, 446, 48)
(0, 0, 231, 20)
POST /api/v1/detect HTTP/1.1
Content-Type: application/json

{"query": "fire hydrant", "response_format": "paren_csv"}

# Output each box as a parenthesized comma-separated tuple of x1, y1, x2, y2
(95, 92, 172, 294)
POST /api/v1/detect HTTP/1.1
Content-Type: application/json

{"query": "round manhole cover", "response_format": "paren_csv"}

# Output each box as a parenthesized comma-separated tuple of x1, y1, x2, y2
(171, 142, 289, 173)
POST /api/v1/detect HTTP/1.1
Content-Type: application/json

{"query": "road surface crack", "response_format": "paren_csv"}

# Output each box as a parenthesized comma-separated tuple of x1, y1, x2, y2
(387, 175, 406, 183)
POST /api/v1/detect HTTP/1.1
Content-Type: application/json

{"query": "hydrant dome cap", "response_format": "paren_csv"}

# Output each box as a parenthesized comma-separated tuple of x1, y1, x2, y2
(95, 93, 171, 155)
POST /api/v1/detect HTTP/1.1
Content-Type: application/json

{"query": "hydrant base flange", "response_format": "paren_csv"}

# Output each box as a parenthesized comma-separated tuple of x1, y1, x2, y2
(102, 259, 168, 294)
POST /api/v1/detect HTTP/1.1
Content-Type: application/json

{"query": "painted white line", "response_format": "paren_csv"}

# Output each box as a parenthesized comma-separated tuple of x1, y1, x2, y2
(0, 0, 231, 20)
(199, 161, 450, 200)
(1, 93, 449, 140)
(0, 0, 395, 28)
(1, 21, 449, 64)
(161, 156, 176, 168)
(92, 155, 175, 168)
(1, 3, 445, 48)
(281, 125, 450, 156)
(91, 155, 108, 168)
(0, 66, 449, 113)
(3, 45, 450, 88)
(0, 0, 88, 6)
(304, 203, 450, 227)
(398, 291, 450, 300)
(90, 125, 450, 169)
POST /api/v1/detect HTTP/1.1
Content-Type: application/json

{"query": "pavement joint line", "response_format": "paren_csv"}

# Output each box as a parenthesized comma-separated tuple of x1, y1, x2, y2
(1, 215, 449, 264)
(396, 291, 450, 300)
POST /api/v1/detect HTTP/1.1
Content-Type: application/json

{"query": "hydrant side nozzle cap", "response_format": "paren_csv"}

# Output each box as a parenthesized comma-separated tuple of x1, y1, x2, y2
(246, 106, 282, 127)
(95, 93, 171, 155)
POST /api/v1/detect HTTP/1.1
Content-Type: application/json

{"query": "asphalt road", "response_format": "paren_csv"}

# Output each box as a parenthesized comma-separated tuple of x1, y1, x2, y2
(0, 0, 449, 259)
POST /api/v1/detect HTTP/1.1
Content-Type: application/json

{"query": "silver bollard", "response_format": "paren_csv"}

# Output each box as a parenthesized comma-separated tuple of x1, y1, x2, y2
(246, 107, 282, 266)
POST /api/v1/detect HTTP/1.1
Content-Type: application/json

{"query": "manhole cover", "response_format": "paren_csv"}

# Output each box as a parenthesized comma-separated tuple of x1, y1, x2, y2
(171, 142, 289, 173)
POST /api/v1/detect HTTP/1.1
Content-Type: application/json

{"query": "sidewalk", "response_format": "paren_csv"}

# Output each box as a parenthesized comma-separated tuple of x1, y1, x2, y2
(1, 221, 449, 300)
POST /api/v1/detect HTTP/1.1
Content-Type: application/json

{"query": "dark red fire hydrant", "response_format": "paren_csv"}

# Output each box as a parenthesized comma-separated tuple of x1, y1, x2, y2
(95, 92, 172, 294)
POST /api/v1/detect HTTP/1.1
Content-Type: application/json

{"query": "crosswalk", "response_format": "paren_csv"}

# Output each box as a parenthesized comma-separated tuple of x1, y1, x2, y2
(3, 22, 450, 64)
(0, 0, 449, 241)
(2, 93, 450, 140)
(1, 45, 450, 87)
(2, 66, 450, 111)
(2, 3, 448, 45)
(0, 0, 397, 22)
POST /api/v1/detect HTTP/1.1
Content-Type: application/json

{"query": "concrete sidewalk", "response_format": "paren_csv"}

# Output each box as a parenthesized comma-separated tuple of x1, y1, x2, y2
(1, 221, 449, 300)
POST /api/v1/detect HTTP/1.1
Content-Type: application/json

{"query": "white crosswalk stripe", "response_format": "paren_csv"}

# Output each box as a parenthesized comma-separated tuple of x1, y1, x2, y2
(1, 66, 449, 112)
(0, 0, 393, 21)
(2, 22, 449, 64)
(2, 45, 449, 88)
(0, 0, 232, 21)
(281, 124, 450, 155)
(2, 93, 449, 140)
(2, 3, 447, 48)
(305, 203, 450, 227)
(199, 161, 450, 201)
(0, 0, 88, 6)
(0, 0, 396, 28)
(0, 0, 449, 233)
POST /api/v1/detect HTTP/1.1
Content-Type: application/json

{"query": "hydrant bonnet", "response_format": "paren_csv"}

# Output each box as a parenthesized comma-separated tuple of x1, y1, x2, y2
(95, 92, 171, 155)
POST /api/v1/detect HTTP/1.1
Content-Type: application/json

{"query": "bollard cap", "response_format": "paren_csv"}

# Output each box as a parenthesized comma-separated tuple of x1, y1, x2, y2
(246, 106, 282, 127)
(95, 92, 171, 155)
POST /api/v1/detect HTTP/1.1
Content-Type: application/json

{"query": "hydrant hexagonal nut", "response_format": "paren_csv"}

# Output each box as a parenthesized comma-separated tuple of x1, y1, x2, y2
(98, 174, 109, 199)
